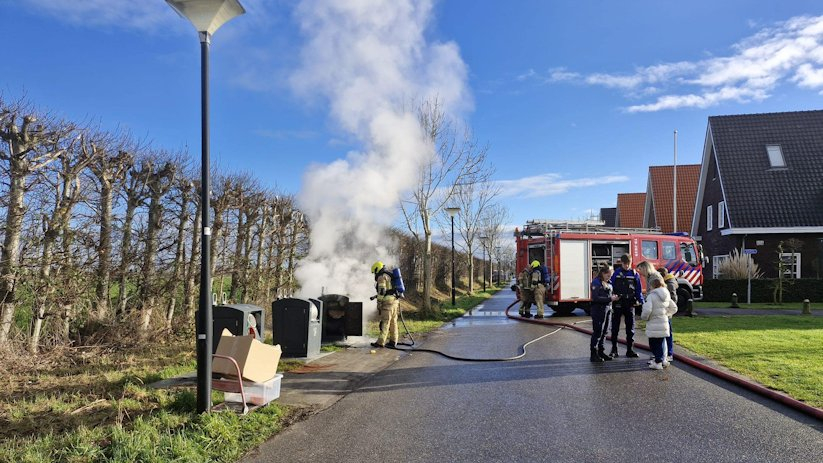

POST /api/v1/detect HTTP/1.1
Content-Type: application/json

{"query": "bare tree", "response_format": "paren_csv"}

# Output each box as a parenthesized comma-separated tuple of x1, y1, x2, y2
(400, 98, 485, 315)
(165, 176, 193, 329)
(138, 157, 176, 332)
(116, 160, 150, 320)
(480, 203, 511, 286)
(30, 132, 91, 352)
(0, 99, 76, 344)
(87, 133, 134, 319)
(449, 154, 497, 294)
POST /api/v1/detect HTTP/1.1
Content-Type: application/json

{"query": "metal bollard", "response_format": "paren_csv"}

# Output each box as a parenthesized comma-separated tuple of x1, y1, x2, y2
(802, 299, 811, 315)
(730, 293, 739, 308)
(687, 298, 694, 317)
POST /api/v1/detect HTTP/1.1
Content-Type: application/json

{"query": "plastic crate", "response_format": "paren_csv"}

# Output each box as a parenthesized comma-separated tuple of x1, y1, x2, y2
(223, 374, 283, 406)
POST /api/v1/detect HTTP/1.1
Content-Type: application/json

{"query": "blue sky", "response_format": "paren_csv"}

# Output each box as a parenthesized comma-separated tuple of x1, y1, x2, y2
(3, 0, 823, 236)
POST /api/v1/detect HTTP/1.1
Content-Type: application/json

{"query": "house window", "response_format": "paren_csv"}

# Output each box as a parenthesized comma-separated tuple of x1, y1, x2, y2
(642, 240, 659, 259)
(707, 205, 713, 231)
(766, 145, 786, 168)
(779, 253, 801, 279)
(662, 241, 677, 260)
(713, 254, 729, 278)
(718, 201, 725, 228)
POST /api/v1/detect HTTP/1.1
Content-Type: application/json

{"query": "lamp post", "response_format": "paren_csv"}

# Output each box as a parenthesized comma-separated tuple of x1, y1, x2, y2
(166, 0, 245, 414)
(495, 246, 501, 285)
(445, 207, 460, 306)
(479, 236, 488, 292)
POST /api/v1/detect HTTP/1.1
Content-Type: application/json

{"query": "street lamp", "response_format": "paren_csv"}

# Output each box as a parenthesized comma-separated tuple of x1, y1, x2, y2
(445, 207, 460, 306)
(495, 246, 501, 285)
(166, 0, 245, 414)
(479, 235, 488, 292)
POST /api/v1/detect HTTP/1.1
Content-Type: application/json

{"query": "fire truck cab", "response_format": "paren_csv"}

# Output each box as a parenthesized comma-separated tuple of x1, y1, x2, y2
(515, 220, 705, 316)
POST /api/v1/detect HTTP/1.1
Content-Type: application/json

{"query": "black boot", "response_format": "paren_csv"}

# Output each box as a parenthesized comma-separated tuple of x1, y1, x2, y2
(598, 348, 613, 361)
(625, 346, 639, 358)
(590, 348, 604, 363)
(610, 345, 619, 358)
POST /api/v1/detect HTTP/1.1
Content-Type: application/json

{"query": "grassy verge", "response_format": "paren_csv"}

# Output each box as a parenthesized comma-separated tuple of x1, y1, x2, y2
(694, 301, 818, 310)
(673, 315, 823, 408)
(0, 337, 299, 463)
(368, 287, 501, 338)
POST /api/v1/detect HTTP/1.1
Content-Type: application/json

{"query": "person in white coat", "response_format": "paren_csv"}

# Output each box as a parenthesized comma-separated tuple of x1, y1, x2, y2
(641, 279, 678, 370)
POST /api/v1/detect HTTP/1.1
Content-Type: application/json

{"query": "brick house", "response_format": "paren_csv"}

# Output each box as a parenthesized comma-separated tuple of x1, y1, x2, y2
(643, 164, 701, 233)
(691, 110, 823, 279)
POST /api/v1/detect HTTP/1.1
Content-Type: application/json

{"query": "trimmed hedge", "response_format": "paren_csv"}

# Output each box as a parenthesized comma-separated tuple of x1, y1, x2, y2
(702, 278, 823, 303)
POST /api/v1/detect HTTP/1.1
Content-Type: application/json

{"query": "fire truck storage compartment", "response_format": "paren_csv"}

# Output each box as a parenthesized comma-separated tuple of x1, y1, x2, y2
(559, 240, 588, 300)
(591, 242, 629, 276)
(528, 244, 546, 267)
(317, 294, 364, 342)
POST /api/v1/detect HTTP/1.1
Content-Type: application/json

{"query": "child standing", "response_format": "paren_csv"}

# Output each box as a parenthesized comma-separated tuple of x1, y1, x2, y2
(641, 278, 678, 369)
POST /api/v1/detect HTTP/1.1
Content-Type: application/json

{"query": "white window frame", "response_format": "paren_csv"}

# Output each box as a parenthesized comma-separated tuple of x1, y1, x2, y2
(713, 254, 729, 279)
(707, 205, 713, 231)
(766, 145, 786, 168)
(718, 201, 725, 229)
(779, 252, 801, 279)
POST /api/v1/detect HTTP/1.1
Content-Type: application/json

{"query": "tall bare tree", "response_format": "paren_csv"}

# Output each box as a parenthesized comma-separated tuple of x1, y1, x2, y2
(0, 100, 75, 344)
(87, 133, 133, 319)
(116, 160, 150, 320)
(400, 98, 485, 315)
(450, 154, 496, 294)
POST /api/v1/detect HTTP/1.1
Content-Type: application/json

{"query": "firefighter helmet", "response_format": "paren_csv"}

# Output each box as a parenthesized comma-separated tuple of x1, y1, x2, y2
(371, 261, 384, 274)
(531, 260, 540, 268)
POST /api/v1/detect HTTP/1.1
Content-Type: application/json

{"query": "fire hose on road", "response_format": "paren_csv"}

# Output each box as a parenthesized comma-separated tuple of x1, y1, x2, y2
(502, 300, 823, 422)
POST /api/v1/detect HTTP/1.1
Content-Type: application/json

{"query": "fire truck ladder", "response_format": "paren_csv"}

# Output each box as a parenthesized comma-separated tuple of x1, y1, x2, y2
(522, 220, 662, 237)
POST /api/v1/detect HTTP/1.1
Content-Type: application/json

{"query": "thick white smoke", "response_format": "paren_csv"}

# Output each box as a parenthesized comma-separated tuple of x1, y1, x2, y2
(291, 0, 470, 305)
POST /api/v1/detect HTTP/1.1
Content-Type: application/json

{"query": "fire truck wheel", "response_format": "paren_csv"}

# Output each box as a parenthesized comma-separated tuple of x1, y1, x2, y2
(553, 303, 576, 316)
(581, 303, 591, 316)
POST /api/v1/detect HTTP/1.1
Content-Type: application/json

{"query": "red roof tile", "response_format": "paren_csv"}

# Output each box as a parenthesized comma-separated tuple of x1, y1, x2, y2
(647, 165, 700, 233)
(616, 193, 646, 228)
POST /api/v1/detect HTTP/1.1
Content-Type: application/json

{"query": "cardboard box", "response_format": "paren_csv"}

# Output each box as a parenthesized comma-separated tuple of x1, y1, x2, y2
(223, 374, 283, 406)
(213, 329, 282, 383)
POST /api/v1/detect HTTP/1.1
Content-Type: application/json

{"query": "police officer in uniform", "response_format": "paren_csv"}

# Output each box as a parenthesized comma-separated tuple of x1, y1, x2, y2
(590, 265, 618, 362)
(370, 261, 399, 348)
(518, 266, 534, 318)
(609, 254, 644, 358)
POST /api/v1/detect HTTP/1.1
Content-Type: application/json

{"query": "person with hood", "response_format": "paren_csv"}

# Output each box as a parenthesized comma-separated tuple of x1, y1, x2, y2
(641, 278, 678, 370)
(589, 265, 619, 362)
(658, 267, 679, 362)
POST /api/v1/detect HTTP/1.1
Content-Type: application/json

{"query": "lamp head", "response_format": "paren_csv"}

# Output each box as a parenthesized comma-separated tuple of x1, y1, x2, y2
(166, 0, 245, 38)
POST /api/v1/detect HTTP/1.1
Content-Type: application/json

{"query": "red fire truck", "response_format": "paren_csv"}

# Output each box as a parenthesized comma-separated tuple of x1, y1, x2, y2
(515, 220, 705, 316)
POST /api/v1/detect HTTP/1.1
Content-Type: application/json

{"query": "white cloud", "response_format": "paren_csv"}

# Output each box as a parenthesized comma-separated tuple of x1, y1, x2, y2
(22, 0, 177, 32)
(495, 173, 629, 199)
(540, 14, 823, 111)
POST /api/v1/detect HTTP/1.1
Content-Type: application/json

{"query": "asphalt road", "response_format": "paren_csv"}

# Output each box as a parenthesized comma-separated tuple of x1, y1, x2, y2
(245, 291, 823, 463)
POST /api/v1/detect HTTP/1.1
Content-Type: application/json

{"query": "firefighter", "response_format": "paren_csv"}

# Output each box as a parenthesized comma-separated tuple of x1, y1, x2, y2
(609, 254, 644, 358)
(518, 266, 534, 318)
(370, 261, 399, 348)
(530, 260, 546, 319)
(590, 265, 618, 362)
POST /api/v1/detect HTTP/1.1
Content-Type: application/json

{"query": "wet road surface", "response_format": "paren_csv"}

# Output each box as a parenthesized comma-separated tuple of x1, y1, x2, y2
(244, 290, 823, 463)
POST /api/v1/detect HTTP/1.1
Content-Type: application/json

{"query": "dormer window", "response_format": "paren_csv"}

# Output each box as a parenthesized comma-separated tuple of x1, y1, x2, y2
(766, 145, 785, 168)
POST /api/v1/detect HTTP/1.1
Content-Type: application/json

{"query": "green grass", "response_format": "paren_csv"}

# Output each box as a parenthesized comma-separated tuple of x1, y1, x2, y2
(673, 315, 823, 408)
(694, 301, 818, 310)
(0, 339, 296, 463)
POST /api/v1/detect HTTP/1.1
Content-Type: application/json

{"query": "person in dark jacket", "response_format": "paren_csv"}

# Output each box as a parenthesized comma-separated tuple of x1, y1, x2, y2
(590, 265, 618, 362)
(609, 255, 644, 358)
